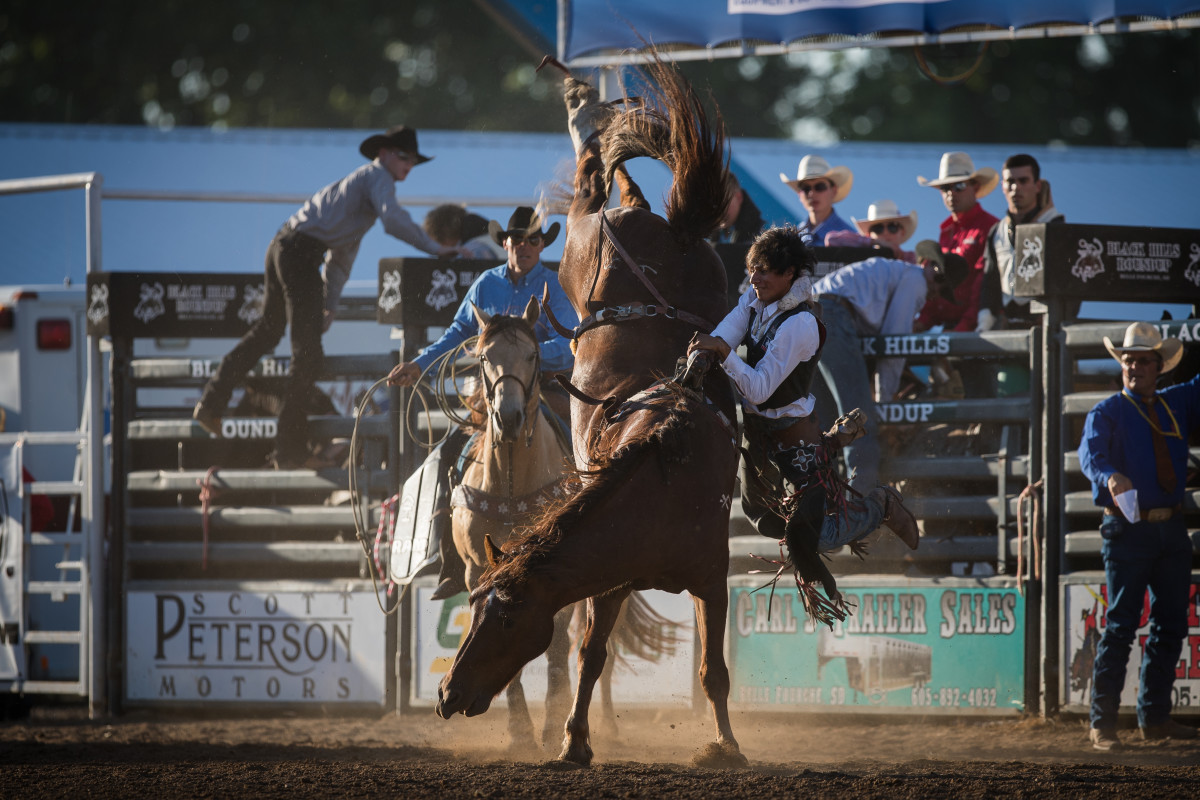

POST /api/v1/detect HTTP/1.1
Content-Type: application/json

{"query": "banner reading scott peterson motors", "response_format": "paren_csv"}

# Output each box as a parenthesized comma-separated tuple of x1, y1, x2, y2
(125, 582, 388, 706)
(727, 576, 1026, 715)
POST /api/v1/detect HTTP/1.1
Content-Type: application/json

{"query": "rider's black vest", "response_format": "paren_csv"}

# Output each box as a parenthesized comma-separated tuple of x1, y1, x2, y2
(742, 303, 825, 411)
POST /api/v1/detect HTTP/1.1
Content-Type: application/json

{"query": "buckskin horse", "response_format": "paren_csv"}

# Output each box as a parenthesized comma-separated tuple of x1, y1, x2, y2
(447, 299, 574, 753)
(436, 59, 747, 768)
(449, 299, 676, 753)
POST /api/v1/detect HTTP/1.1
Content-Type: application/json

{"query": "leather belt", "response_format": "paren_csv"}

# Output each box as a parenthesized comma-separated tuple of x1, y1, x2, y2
(1103, 505, 1181, 523)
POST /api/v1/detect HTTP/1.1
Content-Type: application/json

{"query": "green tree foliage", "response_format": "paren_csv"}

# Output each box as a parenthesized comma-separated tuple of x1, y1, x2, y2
(0, 0, 565, 131)
(679, 32, 1200, 148)
(2, 1, 1197, 148)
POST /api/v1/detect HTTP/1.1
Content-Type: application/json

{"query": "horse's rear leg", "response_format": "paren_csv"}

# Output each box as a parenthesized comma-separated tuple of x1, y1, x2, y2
(559, 590, 628, 766)
(691, 584, 748, 768)
(542, 608, 573, 751)
(597, 646, 618, 738)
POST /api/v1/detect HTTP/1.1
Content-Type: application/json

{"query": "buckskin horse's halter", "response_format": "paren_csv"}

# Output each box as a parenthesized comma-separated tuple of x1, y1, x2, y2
(451, 324, 565, 527)
(477, 327, 542, 449)
(542, 210, 717, 345)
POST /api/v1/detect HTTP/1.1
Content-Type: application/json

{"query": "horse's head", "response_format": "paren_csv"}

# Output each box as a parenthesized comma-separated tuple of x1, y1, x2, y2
(436, 535, 556, 719)
(471, 297, 541, 443)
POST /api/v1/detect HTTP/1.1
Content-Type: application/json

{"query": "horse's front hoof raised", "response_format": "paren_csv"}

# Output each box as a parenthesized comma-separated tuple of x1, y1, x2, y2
(691, 740, 748, 769)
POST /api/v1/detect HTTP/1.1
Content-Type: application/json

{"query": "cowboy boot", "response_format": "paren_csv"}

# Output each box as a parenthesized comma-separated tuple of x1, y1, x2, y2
(876, 486, 919, 550)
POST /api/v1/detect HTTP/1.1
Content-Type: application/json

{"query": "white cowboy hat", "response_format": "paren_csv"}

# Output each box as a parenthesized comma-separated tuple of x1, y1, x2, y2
(917, 151, 999, 199)
(851, 200, 918, 244)
(779, 154, 853, 203)
(1103, 321, 1183, 373)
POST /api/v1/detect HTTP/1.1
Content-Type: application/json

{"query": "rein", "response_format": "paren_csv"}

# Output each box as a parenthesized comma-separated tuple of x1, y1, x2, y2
(542, 210, 717, 343)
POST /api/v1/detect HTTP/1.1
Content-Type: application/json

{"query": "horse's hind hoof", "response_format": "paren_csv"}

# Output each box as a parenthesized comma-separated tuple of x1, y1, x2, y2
(557, 742, 593, 768)
(691, 741, 748, 769)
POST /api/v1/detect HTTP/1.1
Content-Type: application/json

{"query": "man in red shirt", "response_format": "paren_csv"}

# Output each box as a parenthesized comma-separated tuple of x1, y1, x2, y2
(915, 151, 999, 333)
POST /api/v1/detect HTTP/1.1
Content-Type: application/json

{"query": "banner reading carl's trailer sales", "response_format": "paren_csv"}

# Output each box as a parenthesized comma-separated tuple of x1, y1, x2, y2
(728, 576, 1026, 714)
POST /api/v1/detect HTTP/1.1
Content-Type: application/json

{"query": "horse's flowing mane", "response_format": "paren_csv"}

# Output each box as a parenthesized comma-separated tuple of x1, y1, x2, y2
(600, 58, 728, 247)
(484, 385, 700, 594)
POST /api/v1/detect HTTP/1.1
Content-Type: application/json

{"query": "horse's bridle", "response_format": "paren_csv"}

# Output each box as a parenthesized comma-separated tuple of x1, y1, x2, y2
(477, 325, 541, 447)
(542, 210, 717, 343)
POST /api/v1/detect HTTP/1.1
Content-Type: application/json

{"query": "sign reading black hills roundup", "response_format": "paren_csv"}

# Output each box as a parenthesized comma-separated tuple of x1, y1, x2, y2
(1012, 222, 1200, 301)
(86, 272, 270, 339)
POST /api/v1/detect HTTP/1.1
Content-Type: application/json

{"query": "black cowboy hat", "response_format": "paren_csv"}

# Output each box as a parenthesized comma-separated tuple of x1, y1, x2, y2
(914, 240, 970, 302)
(358, 125, 431, 163)
(488, 206, 560, 247)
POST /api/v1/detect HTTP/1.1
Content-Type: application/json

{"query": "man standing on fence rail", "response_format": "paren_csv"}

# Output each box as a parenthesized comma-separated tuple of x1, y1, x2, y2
(1078, 321, 1199, 751)
(192, 125, 459, 468)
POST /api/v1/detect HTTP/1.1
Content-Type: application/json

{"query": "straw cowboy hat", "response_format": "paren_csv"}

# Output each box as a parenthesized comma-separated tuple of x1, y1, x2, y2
(359, 125, 432, 163)
(488, 206, 561, 247)
(779, 155, 853, 203)
(917, 151, 999, 199)
(852, 200, 918, 244)
(1103, 321, 1183, 373)
(914, 240, 970, 302)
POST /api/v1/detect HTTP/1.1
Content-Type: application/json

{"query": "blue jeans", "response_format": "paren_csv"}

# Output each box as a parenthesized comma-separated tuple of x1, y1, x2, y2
(740, 413, 884, 551)
(815, 297, 879, 494)
(1089, 514, 1192, 729)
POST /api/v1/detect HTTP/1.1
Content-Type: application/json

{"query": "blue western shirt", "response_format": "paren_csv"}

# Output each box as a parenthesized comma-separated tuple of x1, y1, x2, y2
(1078, 374, 1200, 510)
(413, 261, 578, 374)
(798, 209, 854, 246)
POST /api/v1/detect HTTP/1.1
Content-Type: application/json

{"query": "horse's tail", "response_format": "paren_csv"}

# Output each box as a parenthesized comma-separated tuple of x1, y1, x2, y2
(609, 590, 685, 669)
(599, 56, 728, 247)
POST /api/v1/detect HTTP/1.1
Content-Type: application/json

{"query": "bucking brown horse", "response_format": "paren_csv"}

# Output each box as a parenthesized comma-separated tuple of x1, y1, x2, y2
(436, 57, 746, 768)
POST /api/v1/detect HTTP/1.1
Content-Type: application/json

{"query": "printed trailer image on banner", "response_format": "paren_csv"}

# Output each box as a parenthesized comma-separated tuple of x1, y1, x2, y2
(727, 576, 1026, 714)
(1061, 575, 1200, 714)
(408, 580, 696, 708)
(125, 582, 389, 706)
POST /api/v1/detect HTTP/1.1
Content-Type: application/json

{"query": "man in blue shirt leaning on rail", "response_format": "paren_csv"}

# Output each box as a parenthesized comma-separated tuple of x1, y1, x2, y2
(386, 206, 578, 599)
(1078, 321, 1199, 751)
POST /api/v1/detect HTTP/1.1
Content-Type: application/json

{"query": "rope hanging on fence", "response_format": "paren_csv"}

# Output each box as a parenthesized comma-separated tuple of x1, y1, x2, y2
(1016, 478, 1043, 596)
(347, 340, 481, 615)
(196, 465, 220, 572)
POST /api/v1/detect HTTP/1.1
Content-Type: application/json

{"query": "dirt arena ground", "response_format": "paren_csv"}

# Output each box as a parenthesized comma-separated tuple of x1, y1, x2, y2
(2, 705, 1198, 799)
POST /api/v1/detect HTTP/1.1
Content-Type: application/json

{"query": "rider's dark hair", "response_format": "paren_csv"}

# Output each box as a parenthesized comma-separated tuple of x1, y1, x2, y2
(746, 225, 815, 281)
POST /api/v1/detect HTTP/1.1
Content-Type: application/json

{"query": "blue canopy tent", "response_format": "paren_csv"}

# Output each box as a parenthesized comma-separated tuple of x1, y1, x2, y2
(555, 0, 1200, 66)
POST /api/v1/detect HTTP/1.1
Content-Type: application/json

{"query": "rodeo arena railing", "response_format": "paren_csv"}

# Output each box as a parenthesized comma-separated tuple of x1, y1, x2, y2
(3, 170, 1196, 724)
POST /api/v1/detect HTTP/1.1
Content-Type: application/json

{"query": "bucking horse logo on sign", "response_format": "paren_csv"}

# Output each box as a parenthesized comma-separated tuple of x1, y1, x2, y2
(238, 283, 265, 325)
(1013, 235, 1044, 292)
(1070, 238, 1105, 283)
(425, 269, 458, 311)
(378, 269, 402, 314)
(133, 282, 165, 324)
(1185, 242, 1200, 288)
(86, 283, 109, 326)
